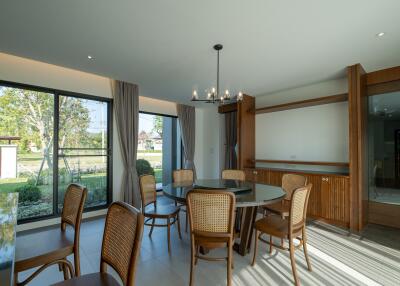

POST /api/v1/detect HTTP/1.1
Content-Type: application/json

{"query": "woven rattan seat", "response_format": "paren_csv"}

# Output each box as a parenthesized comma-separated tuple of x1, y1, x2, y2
(252, 184, 313, 286)
(51, 272, 120, 286)
(14, 184, 87, 286)
(51, 202, 144, 286)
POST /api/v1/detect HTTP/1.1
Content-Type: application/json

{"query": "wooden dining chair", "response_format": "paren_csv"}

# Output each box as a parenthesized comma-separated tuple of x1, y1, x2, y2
(14, 184, 87, 286)
(51, 202, 144, 286)
(139, 174, 182, 253)
(221, 169, 246, 181)
(263, 174, 307, 217)
(186, 190, 236, 286)
(172, 169, 194, 232)
(251, 184, 313, 286)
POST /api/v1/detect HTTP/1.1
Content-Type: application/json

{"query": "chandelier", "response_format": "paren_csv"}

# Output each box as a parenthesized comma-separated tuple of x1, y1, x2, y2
(191, 44, 243, 104)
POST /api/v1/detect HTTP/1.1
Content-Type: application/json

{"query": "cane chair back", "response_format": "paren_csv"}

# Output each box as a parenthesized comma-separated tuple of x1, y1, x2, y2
(173, 169, 194, 183)
(101, 202, 144, 286)
(187, 190, 235, 234)
(282, 174, 307, 201)
(289, 184, 312, 232)
(221, 169, 246, 181)
(61, 183, 87, 230)
(139, 175, 157, 208)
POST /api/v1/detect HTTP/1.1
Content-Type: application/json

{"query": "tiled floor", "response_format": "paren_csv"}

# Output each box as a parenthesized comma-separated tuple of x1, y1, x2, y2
(18, 197, 400, 286)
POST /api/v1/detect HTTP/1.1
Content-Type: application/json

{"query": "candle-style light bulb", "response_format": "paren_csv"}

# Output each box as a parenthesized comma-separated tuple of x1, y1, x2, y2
(237, 91, 243, 101)
(211, 87, 216, 94)
(207, 92, 211, 99)
(225, 89, 230, 99)
(192, 90, 198, 100)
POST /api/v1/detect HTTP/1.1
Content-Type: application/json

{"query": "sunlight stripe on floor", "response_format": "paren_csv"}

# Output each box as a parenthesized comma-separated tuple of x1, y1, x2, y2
(308, 245, 382, 286)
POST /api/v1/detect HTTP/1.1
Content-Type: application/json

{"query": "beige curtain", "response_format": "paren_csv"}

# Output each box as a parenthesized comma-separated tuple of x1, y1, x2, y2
(111, 80, 140, 208)
(177, 104, 197, 179)
(225, 111, 237, 169)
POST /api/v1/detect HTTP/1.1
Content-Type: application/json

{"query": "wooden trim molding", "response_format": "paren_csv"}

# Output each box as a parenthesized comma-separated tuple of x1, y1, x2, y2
(253, 159, 349, 167)
(218, 102, 237, 113)
(255, 93, 348, 114)
(366, 66, 400, 85)
(367, 79, 400, 96)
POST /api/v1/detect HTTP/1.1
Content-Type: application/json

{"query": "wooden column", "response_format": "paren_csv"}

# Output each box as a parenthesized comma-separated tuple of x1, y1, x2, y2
(348, 64, 368, 231)
(237, 95, 255, 169)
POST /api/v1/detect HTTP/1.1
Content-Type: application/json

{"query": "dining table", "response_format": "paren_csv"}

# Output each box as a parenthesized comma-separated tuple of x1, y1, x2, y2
(0, 192, 18, 286)
(163, 179, 285, 256)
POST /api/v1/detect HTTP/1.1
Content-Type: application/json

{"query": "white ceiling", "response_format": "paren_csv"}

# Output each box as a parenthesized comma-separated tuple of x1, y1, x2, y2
(1, 0, 399, 104)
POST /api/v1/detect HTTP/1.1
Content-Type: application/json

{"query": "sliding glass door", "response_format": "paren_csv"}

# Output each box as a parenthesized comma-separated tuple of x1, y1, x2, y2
(0, 86, 54, 220)
(0, 81, 112, 222)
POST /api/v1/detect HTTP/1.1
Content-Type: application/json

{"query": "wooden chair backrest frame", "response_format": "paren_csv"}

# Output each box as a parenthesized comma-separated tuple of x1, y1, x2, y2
(288, 184, 312, 236)
(173, 169, 194, 183)
(60, 183, 88, 250)
(100, 202, 144, 286)
(282, 174, 307, 201)
(139, 174, 157, 209)
(221, 169, 246, 181)
(186, 189, 236, 238)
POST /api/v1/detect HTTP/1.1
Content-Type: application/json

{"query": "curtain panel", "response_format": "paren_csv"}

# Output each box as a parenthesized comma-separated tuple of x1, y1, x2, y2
(176, 104, 197, 179)
(111, 80, 140, 208)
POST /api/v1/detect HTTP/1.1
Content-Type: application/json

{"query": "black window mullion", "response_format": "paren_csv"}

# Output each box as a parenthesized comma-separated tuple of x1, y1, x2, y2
(53, 93, 60, 215)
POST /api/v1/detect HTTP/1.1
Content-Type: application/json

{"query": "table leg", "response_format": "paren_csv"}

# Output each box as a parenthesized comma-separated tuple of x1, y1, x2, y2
(233, 206, 258, 256)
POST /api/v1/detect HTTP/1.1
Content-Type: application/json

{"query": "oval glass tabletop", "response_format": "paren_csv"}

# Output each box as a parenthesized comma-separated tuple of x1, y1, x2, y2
(163, 179, 285, 207)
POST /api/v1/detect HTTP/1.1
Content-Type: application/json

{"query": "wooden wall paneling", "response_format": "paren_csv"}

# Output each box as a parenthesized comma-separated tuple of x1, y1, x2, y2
(237, 95, 255, 169)
(306, 174, 322, 218)
(255, 93, 348, 114)
(348, 63, 368, 232)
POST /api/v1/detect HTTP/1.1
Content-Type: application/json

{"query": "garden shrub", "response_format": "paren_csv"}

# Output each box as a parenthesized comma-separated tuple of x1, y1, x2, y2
(15, 184, 41, 203)
(136, 159, 154, 176)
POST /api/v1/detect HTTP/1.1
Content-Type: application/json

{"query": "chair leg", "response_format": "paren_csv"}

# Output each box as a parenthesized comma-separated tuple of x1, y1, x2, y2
(251, 230, 259, 266)
(190, 239, 195, 286)
(302, 228, 312, 271)
(74, 251, 80, 277)
(167, 218, 171, 254)
(185, 211, 188, 233)
(61, 263, 69, 280)
(227, 240, 233, 286)
(289, 238, 300, 286)
(176, 213, 182, 240)
(149, 218, 155, 237)
(195, 246, 199, 265)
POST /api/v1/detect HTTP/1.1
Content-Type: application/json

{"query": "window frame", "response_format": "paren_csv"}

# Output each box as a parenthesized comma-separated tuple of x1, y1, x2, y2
(0, 79, 113, 224)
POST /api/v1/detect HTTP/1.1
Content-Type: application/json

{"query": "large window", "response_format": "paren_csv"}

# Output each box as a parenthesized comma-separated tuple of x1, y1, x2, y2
(0, 81, 112, 222)
(137, 112, 181, 188)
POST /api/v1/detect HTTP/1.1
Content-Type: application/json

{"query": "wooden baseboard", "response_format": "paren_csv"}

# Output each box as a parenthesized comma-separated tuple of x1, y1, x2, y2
(368, 201, 400, 229)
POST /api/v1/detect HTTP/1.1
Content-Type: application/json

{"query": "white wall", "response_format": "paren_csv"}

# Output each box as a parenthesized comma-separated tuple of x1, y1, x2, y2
(255, 78, 349, 171)
(195, 106, 222, 179)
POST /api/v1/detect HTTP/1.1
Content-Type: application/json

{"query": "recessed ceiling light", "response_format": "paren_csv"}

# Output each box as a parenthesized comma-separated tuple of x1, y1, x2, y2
(87, 55, 94, 60)
(376, 32, 385, 37)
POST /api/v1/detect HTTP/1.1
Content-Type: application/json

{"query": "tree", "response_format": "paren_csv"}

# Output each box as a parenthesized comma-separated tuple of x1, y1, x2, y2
(0, 88, 90, 171)
(152, 115, 163, 138)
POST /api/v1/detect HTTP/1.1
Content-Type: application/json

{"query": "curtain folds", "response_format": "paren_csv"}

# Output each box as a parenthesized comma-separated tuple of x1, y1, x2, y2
(111, 80, 140, 208)
(224, 111, 237, 169)
(176, 104, 197, 179)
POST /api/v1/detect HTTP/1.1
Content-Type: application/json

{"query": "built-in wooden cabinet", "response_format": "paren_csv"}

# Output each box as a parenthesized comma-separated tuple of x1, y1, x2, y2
(244, 168, 350, 227)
